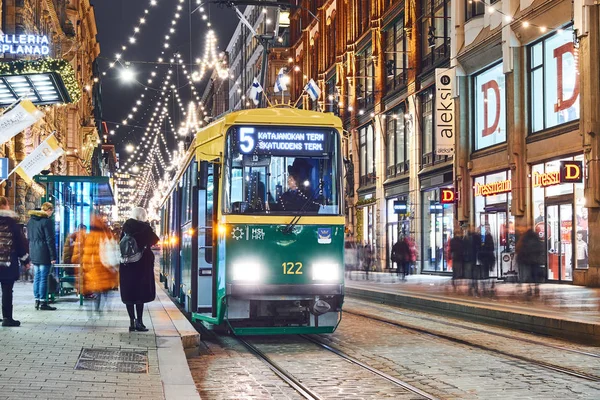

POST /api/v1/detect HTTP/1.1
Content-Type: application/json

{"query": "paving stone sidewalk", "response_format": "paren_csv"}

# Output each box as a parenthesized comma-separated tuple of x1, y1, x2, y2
(0, 279, 200, 400)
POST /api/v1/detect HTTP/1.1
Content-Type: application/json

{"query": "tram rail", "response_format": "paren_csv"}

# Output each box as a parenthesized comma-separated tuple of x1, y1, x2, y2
(344, 309, 600, 383)
(348, 300, 600, 358)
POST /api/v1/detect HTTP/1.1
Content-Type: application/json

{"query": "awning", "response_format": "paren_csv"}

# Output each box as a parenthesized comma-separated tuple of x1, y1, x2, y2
(0, 58, 80, 106)
(33, 175, 115, 206)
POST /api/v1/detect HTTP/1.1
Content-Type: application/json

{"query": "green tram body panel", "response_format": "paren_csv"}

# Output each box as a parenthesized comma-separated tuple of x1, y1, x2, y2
(191, 223, 345, 335)
(223, 223, 344, 285)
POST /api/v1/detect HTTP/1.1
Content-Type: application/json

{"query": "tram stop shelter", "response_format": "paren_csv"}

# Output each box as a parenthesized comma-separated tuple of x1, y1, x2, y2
(33, 175, 115, 301)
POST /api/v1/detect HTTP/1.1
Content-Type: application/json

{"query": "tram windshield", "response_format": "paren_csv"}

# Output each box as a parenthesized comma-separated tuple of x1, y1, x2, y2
(224, 126, 341, 215)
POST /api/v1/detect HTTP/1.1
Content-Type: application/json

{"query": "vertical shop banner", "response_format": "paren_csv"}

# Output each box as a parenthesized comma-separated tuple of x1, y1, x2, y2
(435, 68, 455, 156)
(0, 100, 43, 146)
(15, 133, 64, 183)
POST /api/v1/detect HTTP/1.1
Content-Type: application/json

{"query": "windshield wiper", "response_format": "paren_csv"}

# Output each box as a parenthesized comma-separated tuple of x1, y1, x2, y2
(282, 182, 323, 235)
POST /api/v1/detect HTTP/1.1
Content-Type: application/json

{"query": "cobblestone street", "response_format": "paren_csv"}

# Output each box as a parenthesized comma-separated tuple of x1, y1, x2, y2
(189, 298, 600, 399)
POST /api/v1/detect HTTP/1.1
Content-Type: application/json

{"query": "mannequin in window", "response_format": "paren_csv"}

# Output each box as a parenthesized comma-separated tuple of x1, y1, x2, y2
(278, 158, 319, 212)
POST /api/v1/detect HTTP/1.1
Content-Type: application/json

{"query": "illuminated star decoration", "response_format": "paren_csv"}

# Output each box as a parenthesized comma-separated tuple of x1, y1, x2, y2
(192, 30, 229, 82)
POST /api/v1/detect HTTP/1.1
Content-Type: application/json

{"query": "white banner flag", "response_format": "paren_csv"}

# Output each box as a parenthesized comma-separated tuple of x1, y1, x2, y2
(0, 100, 43, 146)
(435, 68, 455, 156)
(15, 133, 64, 183)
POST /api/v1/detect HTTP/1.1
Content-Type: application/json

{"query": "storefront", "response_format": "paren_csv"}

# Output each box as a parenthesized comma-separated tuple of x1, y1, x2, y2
(531, 155, 585, 282)
(384, 180, 410, 271)
(421, 170, 454, 273)
(356, 192, 377, 249)
(473, 171, 515, 278)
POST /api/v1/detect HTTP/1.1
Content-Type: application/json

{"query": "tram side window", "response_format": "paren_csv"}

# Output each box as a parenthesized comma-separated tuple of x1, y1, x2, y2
(205, 170, 214, 264)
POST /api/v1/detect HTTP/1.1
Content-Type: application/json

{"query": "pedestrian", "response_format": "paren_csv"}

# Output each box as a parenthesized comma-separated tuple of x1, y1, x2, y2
(391, 237, 410, 281)
(465, 228, 481, 296)
(479, 227, 496, 296)
(516, 228, 545, 297)
(27, 202, 57, 311)
(361, 242, 373, 280)
(0, 197, 31, 327)
(449, 232, 465, 291)
(80, 215, 118, 315)
(344, 237, 358, 280)
(62, 224, 86, 280)
(120, 207, 159, 332)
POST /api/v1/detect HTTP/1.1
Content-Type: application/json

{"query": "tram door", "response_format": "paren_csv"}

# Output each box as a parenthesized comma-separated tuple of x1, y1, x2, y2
(545, 202, 574, 282)
(197, 162, 215, 313)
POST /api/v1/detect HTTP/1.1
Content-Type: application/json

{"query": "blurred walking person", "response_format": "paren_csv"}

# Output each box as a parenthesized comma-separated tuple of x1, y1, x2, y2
(479, 226, 496, 296)
(391, 237, 410, 281)
(360, 242, 373, 280)
(449, 231, 466, 292)
(80, 215, 118, 315)
(120, 207, 159, 332)
(344, 237, 358, 280)
(516, 228, 545, 297)
(27, 202, 57, 311)
(0, 197, 31, 327)
(465, 228, 481, 296)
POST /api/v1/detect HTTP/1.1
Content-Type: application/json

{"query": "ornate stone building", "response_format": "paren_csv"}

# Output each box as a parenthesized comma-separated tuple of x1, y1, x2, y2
(286, 0, 600, 286)
(0, 0, 100, 219)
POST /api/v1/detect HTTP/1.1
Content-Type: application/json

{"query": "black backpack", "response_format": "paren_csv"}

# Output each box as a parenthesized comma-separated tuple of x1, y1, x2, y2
(120, 233, 143, 264)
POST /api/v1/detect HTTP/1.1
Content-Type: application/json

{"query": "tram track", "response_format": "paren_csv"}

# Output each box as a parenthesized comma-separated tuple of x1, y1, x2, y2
(348, 300, 600, 358)
(237, 334, 441, 400)
(299, 334, 441, 400)
(344, 308, 600, 383)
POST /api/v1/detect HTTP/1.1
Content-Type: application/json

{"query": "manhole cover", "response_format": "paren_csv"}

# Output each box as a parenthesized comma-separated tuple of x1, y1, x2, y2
(75, 348, 148, 373)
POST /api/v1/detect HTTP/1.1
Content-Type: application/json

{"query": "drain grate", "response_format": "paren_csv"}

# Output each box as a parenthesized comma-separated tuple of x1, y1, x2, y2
(75, 348, 148, 373)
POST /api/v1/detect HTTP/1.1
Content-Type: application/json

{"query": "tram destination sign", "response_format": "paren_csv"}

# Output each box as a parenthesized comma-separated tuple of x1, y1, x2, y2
(235, 126, 333, 156)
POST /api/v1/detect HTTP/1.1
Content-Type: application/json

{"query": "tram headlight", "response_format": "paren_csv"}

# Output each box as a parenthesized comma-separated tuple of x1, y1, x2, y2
(232, 262, 261, 282)
(312, 263, 339, 281)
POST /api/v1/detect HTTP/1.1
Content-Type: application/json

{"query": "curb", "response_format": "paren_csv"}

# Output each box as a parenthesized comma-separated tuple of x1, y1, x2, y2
(346, 286, 600, 343)
(152, 284, 201, 400)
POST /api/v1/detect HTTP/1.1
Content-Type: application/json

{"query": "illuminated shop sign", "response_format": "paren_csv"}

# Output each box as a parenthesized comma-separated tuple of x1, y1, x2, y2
(560, 160, 582, 183)
(236, 126, 332, 156)
(474, 179, 511, 197)
(532, 161, 583, 188)
(440, 188, 456, 204)
(434, 68, 455, 156)
(0, 34, 50, 56)
(393, 201, 408, 215)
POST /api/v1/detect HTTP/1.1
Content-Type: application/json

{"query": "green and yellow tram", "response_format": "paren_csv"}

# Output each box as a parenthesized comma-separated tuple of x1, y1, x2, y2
(159, 107, 345, 335)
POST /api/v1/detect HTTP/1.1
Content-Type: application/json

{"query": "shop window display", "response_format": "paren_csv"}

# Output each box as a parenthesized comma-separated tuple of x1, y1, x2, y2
(531, 155, 586, 282)
(473, 171, 515, 278)
(422, 189, 453, 272)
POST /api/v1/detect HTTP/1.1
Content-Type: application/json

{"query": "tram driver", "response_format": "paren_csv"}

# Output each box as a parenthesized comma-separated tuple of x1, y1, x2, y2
(277, 158, 320, 213)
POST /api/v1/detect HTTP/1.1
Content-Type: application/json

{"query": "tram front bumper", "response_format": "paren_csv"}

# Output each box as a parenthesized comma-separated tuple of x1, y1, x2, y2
(226, 283, 343, 297)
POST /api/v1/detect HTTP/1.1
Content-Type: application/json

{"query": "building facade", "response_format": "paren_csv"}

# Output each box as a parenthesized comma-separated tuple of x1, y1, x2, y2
(226, 6, 291, 112)
(282, 0, 600, 286)
(0, 0, 100, 218)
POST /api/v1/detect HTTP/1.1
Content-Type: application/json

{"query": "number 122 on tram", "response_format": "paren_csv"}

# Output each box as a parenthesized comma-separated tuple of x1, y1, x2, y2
(159, 109, 345, 335)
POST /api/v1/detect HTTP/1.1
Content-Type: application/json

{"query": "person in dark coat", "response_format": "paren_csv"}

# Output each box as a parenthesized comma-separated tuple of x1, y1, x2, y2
(516, 228, 545, 297)
(391, 237, 410, 281)
(0, 197, 30, 327)
(449, 232, 466, 291)
(120, 207, 159, 332)
(479, 227, 496, 296)
(27, 202, 57, 311)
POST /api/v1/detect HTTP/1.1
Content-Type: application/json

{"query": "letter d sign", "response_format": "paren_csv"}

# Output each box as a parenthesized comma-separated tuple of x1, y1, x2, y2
(440, 188, 456, 204)
(560, 161, 583, 183)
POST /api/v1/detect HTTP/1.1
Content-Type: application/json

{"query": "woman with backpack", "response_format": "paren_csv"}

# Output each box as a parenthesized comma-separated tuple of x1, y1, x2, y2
(120, 207, 159, 332)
